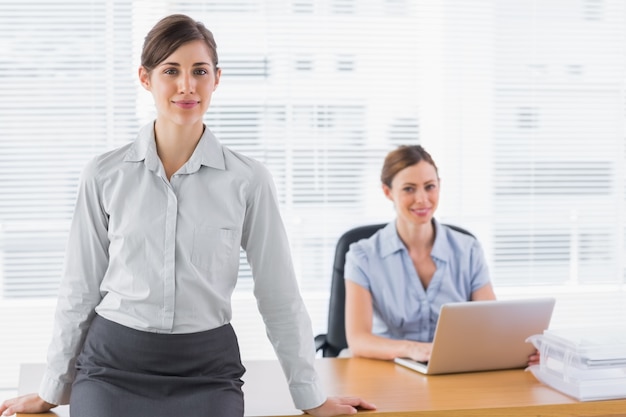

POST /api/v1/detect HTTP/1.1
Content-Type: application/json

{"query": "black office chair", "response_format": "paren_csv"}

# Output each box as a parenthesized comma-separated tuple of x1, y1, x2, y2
(314, 221, 475, 357)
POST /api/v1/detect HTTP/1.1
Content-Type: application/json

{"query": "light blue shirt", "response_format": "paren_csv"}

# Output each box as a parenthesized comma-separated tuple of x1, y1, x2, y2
(39, 122, 325, 410)
(344, 219, 491, 342)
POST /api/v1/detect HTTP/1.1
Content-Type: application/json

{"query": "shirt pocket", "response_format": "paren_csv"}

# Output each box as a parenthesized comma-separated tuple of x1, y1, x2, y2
(191, 226, 236, 274)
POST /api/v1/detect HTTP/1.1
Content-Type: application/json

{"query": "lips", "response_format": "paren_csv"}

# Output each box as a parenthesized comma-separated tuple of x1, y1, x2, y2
(411, 208, 431, 216)
(174, 100, 199, 109)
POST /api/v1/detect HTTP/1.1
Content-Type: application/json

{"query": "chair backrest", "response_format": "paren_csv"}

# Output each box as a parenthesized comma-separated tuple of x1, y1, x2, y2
(323, 223, 386, 357)
(322, 222, 475, 357)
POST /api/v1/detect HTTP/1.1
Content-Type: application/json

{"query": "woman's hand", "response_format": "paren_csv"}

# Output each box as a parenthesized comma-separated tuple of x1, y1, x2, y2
(528, 349, 541, 366)
(0, 394, 57, 416)
(303, 396, 376, 416)
(407, 341, 432, 363)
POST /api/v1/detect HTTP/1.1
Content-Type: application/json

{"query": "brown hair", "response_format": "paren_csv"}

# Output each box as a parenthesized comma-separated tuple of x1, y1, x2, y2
(141, 14, 218, 74)
(380, 145, 439, 187)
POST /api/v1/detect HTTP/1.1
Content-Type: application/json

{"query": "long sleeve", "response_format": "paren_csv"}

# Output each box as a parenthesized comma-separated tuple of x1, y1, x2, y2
(39, 159, 109, 405)
(241, 163, 326, 411)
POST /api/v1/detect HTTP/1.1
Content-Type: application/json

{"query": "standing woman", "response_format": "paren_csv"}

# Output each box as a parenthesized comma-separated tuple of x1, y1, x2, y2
(0, 14, 374, 417)
(344, 145, 497, 362)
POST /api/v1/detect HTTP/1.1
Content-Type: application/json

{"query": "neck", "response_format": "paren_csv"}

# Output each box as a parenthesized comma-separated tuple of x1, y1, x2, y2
(153, 119, 205, 179)
(396, 218, 435, 253)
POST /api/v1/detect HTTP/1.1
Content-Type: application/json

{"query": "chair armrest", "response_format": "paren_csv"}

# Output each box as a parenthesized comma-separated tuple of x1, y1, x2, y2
(314, 334, 328, 352)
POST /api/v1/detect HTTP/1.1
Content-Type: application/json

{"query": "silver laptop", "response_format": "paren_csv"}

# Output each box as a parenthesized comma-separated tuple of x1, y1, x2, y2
(394, 297, 555, 375)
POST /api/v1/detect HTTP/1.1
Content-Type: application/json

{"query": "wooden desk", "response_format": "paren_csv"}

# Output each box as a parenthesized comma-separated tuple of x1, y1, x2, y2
(17, 358, 626, 416)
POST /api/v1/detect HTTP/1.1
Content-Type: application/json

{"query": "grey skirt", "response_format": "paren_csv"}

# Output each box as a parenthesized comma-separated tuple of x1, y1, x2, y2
(70, 315, 245, 417)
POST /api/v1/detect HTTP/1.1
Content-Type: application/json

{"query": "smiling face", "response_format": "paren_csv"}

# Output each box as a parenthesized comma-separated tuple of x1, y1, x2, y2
(383, 161, 440, 227)
(138, 40, 221, 130)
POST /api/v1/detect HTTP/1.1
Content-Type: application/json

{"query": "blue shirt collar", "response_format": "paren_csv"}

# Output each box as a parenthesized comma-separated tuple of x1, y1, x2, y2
(430, 218, 451, 263)
(379, 222, 405, 258)
(379, 218, 449, 262)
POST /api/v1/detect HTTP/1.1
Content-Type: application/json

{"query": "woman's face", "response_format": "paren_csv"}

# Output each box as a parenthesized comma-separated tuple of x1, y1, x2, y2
(383, 161, 440, 226)
(139, 40, 221, 129)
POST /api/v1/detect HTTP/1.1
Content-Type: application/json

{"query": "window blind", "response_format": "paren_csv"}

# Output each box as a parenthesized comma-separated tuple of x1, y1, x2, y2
(491, 0, 625, 286)
(1, 0, 626, 391)
(0, 0, 140, 388)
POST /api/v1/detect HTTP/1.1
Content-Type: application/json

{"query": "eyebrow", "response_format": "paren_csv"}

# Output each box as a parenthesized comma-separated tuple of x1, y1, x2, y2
(401, 180, 436, 186)
(160, 62, 212, 67)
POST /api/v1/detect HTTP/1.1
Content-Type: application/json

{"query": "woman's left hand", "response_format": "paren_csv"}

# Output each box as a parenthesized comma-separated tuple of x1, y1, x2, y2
(303, 396, 376, 416)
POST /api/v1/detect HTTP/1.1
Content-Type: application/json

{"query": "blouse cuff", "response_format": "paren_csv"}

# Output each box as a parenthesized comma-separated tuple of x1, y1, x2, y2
(38, 370, 72, 406)
(290, 379, 327, 411)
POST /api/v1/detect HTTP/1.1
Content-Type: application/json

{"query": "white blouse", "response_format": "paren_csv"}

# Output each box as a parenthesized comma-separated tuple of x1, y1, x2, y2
(39, 122, 325, 410)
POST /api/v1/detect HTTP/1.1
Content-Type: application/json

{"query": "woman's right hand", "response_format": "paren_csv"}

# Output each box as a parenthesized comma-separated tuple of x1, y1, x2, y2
(406, 341, 433, 363)
(0, 394, 57, 416)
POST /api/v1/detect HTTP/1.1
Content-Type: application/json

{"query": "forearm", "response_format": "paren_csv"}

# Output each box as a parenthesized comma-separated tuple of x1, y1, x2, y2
(348, 332, 428, 361)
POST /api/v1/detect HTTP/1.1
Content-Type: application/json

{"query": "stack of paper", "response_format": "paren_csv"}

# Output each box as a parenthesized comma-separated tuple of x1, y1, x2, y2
(527, 327, 626, 401)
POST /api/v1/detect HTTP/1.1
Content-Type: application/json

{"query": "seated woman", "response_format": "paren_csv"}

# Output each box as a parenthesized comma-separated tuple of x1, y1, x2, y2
(344, 145, 496, 363)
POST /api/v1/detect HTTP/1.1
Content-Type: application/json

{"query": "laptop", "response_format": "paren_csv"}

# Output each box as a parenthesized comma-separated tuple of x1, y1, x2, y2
(394, 297, 555, 375)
